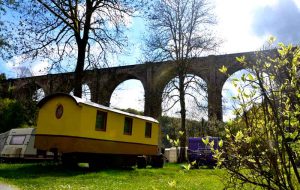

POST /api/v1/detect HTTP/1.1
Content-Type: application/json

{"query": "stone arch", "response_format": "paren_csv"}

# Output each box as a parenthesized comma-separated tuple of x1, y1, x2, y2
(161, 74, 208, 118)
(50, 76, 74, 94)
(221, 68, 253, 121)
(90, 73, 146, 106)
(81, 83, 91, 101)
(151, 63, 208, 118)
(1, 50, 264, 121)
(110, 79, 145, 112)
(108, 73, 145, 102)
(217, 51, 258, 91)
(69, 83, 92, 101)
(218, 66, 247, 90)
(153, 63, 179, 95)
(13, 81, 46, 102)
(34, 88, 45, 102)
(153, 63, 209, 97)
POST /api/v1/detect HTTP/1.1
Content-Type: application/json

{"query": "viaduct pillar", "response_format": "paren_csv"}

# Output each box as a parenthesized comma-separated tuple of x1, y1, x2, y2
(89, 79, 111, 106)
(207, 84, 223, 121)
(144, 89, 162, 119)
(144, 64, 162, 119)
(207, 56, 223, 121)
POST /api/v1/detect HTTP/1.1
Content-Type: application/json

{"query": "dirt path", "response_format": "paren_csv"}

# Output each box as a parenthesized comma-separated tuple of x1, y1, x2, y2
(0, 183, 19, 190)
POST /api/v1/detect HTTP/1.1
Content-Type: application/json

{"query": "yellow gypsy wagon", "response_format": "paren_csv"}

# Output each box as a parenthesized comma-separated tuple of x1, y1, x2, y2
(34, 93, 163, 168)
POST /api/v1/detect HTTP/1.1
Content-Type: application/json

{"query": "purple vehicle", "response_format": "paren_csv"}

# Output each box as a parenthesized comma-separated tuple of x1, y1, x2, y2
(187, 137, 220, 167)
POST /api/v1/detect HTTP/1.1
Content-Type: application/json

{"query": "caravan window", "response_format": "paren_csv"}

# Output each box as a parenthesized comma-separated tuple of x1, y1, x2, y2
(124, 117, 133, 135)
(10, 135, 26, 145)
(145, 122, 152, 138)
(95, 110, 107, 131)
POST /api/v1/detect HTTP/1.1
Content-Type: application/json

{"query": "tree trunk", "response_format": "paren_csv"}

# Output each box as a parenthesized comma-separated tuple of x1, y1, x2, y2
(73, 1, 92, 98)
(178, 74, 187, 163)
(73, 41, 86, 98)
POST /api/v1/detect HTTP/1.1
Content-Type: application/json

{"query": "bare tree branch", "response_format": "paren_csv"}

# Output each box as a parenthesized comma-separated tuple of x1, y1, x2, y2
(4, 0, 141, 97)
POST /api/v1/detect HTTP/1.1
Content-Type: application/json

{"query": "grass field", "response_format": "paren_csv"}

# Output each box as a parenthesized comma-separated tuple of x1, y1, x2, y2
(0, 162, 226, 190)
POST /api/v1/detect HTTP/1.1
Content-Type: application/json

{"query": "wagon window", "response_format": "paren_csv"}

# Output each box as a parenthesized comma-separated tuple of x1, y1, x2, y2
(10, 135, 26, 145)
(124, 117, 133, 135)
(145, 122, 152, 138)
(95, 111, 107, 131)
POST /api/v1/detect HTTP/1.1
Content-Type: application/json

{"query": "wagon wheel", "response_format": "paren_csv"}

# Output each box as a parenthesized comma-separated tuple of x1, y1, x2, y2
(137, 156, 147, 169)
(61, 154, 78, 168)
(89, 161, 107, 170)
(150, 154, 164, 168)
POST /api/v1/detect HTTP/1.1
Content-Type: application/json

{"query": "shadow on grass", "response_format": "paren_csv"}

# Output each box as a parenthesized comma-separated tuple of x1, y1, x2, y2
(0, 162, 135, 180)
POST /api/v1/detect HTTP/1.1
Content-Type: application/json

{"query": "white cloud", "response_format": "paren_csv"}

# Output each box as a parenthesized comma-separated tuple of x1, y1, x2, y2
(5, 56, 24, 69)
(252, 0, 300, 44)
(293, 0, 300, 9)
(214, 0, 278, 54)
(31, 60, 50, 76)
(5, 56, 50, 77)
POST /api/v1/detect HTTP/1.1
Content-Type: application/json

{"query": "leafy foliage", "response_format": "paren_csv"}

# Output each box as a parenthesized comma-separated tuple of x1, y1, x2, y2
(0, 0, 7, 49)
(0, 98, 27, 132)
(0, 73, 6, 96)
(216, 41, 300, 190)
(120, 108, 144, 116)
(0, 74, 38, 132)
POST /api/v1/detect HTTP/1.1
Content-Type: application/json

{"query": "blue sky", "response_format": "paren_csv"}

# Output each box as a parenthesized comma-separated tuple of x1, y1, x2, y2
(114, 0, 300, 120)
(1, 0, 300, 120)
(2, 0, 300, 77)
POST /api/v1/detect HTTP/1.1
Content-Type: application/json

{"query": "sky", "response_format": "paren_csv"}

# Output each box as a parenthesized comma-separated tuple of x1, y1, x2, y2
(112, 0, 300, 120)
(1, 0, 300, 120)
(215, 0, 300, 53)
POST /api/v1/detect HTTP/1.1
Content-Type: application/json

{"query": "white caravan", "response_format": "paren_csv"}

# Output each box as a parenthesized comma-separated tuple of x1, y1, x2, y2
(0, 128, 53, 162)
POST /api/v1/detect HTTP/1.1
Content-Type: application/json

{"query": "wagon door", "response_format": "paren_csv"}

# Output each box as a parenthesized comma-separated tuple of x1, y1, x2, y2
(0, 132, 9, 154)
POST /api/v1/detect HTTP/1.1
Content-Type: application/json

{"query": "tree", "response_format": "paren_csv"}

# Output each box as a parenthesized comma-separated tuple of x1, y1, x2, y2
(145, 0, 218, 162)
(0, 0, 7, 48)
(0, 38, 5, 47)
(5, 0, 138, 97)
(0, 73, 6, 98)
(0, 98, 27, 132)
(217, 41, 300, 189)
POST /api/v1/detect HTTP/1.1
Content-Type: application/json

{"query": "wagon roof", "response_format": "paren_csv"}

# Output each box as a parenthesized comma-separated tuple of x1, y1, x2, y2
(8, 128, 35, 135)
(38, 93, 159, 123)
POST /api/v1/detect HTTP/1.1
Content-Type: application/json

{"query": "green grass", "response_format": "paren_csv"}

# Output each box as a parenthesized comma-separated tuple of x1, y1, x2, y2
(0, 162, 225, 190)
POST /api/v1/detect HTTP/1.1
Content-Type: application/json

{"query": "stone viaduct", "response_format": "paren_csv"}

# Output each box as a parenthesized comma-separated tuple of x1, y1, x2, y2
(0, 51, 259, 120)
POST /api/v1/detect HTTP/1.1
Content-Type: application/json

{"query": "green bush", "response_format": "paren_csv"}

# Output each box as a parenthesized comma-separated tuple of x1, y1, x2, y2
(217, 40, 300, 189)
